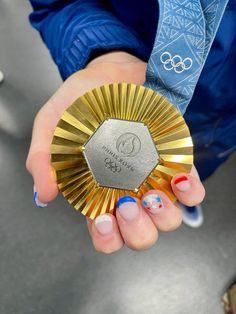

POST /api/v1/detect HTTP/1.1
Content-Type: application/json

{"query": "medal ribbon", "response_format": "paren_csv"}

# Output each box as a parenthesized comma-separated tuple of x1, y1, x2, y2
(144, 0, 229, 114)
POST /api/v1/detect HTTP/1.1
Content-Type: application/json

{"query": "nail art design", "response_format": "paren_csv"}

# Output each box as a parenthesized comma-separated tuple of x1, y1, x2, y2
(174, 175, 188, 185)
(94, 214, 113, 235)
(174, 175, 190, 191)
(142, 194, 163, 213)
(117, 196, 139, 221)
(117, 195, 136, 208)
(33, 185, 48, 208)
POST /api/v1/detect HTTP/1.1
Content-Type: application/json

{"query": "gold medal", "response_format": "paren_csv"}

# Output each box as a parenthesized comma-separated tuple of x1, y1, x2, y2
(51, 83, 193, 219)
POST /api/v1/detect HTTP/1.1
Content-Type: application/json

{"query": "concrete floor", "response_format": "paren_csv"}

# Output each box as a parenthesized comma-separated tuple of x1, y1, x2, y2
(0, 2, 235, 314)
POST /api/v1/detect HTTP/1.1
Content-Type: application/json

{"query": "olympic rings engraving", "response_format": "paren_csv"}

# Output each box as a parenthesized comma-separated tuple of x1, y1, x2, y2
(160, 51, 193, 74)
(104, 158, 122, 173)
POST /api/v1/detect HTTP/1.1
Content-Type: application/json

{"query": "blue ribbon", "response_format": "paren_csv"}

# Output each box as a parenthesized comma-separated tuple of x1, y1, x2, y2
(144, 0, 229, 115)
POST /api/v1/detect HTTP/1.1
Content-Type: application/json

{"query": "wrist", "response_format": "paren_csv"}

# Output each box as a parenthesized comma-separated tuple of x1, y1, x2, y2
(87, 50, 145, 67)
(86, 51, 147, 85)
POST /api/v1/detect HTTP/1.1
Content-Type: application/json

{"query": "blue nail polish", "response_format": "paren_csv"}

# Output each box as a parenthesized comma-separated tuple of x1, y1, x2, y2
(33, 185, 48, 208)
(117, 195, 136, 208)
(143, 200, 148, 206)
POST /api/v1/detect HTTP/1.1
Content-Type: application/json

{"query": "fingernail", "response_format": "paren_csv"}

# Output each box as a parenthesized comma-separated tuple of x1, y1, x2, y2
(174, 176, 190, 191)
(117, 196, 139, 221)
(142, 194, 163, 214)
(94, 215, 113, 235)
(33, 185, 48, 208)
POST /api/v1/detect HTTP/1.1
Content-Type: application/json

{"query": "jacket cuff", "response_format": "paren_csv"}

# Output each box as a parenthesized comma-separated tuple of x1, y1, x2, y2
(60, 24, 149, 80)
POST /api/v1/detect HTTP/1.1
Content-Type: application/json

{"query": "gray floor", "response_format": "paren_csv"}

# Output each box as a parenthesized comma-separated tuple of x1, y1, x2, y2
(0, 2, 236, 314)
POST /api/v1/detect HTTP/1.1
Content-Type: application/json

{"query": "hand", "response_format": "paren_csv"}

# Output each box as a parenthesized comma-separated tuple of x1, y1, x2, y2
(26, 51, 205, 253)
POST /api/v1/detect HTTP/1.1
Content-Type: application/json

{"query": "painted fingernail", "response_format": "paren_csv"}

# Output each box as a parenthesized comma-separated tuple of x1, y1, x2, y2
(117, 196, 139, 221)
(142, 194, 163, 214)
(94, 214, 113, 235)
(174, 176, 190, 191)
(33, 185, 48, 208)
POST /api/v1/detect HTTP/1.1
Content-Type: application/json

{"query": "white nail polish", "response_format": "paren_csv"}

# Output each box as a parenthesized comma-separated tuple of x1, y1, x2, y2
(95, 214, 112, 225)
(94, 215, 113, 235)
(142, 194, 164, 214)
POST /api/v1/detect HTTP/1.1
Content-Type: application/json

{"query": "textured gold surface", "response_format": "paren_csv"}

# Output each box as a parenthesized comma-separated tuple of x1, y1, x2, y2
(51, 83, 193, 219)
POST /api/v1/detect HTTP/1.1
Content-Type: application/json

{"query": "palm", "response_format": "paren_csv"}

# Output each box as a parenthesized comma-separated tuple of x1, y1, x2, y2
(26, 52, 205, 253)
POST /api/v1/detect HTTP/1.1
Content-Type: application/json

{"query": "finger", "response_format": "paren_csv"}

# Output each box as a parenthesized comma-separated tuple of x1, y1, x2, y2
(26, 106, 59, 204)
(87, 214, 124, 254)
(171, 165, 205, 207)
(26, 71, 113, 204)
(116, 196, 158, 251)
(141, 190, 182, 231)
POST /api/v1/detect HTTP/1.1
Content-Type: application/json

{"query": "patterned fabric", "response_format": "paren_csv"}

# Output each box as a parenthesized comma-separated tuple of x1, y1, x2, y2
(144, 0, 229, 114)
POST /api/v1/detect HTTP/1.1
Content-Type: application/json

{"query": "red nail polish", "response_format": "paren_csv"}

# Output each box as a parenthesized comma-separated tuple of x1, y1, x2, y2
(174, 176, 188, 185)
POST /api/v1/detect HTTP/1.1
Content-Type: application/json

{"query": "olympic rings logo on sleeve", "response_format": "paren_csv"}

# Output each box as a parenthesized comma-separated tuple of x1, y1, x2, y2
(160, 51, 193, 74)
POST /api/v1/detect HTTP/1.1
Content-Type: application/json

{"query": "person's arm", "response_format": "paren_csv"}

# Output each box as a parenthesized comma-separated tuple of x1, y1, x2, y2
(29, 0, 148, 79)
(26, 50, 205, 253)
(27, 2, 205, 253)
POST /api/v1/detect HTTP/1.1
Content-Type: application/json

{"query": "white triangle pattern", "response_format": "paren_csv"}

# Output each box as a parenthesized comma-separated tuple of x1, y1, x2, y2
(145, 0, 228, 115)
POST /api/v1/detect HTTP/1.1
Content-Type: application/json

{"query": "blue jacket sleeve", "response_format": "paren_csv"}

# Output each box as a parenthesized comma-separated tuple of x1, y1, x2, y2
(29, 0, 148, 80)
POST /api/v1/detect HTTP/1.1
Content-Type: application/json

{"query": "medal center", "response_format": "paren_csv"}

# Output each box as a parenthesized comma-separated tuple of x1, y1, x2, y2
(83, 118, 159, 190)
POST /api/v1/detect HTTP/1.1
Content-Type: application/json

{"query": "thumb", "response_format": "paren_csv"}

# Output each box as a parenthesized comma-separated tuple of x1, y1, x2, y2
(26, 105, 59, 204)
(26, 69, 116, 205)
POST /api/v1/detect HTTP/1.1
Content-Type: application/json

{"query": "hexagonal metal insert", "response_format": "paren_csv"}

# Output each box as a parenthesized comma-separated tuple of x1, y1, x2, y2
(83, 119, 159, 190)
